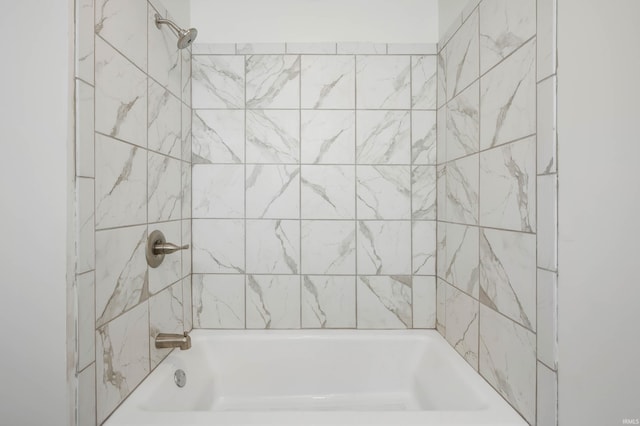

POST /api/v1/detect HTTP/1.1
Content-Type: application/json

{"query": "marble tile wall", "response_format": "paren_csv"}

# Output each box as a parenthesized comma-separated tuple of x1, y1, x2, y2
(436, 1, 558, 425)
(190, 42, 438, 331)
(73, 0, 192, 424)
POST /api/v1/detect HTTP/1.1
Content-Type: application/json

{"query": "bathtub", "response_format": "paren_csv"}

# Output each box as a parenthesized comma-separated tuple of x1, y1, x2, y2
(105, 330, 526, 426)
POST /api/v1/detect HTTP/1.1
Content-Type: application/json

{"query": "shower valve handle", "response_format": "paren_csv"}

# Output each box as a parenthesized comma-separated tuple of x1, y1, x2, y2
(153, 242, 190, 255)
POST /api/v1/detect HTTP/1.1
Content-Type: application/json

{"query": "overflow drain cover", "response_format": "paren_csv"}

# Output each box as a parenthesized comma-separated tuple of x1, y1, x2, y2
(174, 369, 186, 388)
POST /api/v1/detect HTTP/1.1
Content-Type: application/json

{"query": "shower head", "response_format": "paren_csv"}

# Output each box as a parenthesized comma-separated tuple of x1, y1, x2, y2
(155, 13, 198, 50)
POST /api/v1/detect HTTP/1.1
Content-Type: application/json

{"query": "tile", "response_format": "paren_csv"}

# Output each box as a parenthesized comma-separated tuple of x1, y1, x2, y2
(181, 161, 192, 219)
(440, 223, 480, 298)
(412, 166, 437, 219)
(337, 43, 386, 54)
(357, 276, 412, 329)
(246, 275, 301, 329)
(181, 48, 192, 106)
(192, 55, 245, 108)
(237, 43, 286, 54)
(95, 0, 147, 71)
(149, 282, 183, 368)
(446, 81, 480, 161)
(480, 136, 536, 232)
(181, 220, 192, 277)
(246, 165, 300, 219)
(192, 110, 244, 164)
(192, 274, 245, 328)
(192, 43, 235, 54)
(301, 56, 355, 109)
(193, 165, 244, 218)
(246, 55, 300, 109)
(537, 362, 558, 426)
(95, 225, 148, 327)
(182, 104, 192, 162)
(538, 174, 558, 271)
(445, 284, 479, 369)
(301, 221, 356, 275)
(76, 178, 95, 274)
(388, 44, 437, 54)
(182, 276, 193, 330)
(436, 279, 446, 335)
(302, 276, 356, 329)
(537, 0, 557, 80)
(537, 269, 558, 369)
(436, 107, 447, 164)
(287, 43, 336, 54)
(148, 5, 181, 97)
(538, 76, 557, 174)
(479, 0, 536, 74)
(357, 166, 411, 219)
(95, 134, 146, 229)
(440, 12, 463, 47)
(301, 110, 355, 164)
(95, 37, 147, 147)
(148, 152, 182, 222)
(413, 276, 436, 328)
(77, 364, 96, 426)
(411, 56, 437, 109)
(148, 221, 182, 295)
(436, 47, 446, 109)
(246, 110, 300, 163)
(356, 56, 411, 109)
(96, 302, 149, 424)
(444, 154, 479, 225)
(148, 80, 182, 158)
(301, 165, 355, 219)
(480, 38, 536, 150)
(192, 219, 244, 273)
(479, 305, 536, 424)
(356, 111, 410, 164)
(480, 228, 536, 331)
(446, 10, 479, 101)
(246, 220, 300, 274)
(76, 80, 94, 177)
(412, 221, 436, 275)
(77, 272, 95, 371)
(411, 111, 437, 165)
(357, 221, 411, 275)
(75, 0, 94, 83)
(436, 165, 446, 220)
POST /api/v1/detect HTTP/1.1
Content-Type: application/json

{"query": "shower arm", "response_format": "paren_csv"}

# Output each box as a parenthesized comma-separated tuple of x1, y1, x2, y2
(155, 14, 183, 36)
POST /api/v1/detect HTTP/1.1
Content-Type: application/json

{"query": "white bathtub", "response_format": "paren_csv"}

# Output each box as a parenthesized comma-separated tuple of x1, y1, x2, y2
(105, 330, 526, 426)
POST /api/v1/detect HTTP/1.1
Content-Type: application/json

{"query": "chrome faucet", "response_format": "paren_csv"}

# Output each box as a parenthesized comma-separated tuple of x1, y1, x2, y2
(155, 331, 191, 350)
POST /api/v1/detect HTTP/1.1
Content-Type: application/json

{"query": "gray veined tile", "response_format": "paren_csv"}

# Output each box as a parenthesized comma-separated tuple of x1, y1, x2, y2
(357, 221, 411, 275)
(537, 174, 558, 272)
(77, 363, 96, 426)
(95, 134, 147, 229)
(440, 223, 480, 299)
(246, 220, 300, 274)
(246, 110, 300, 164)
(77, 272, 95, 371)
(76, 80, 94, 177)
(388, 44, 437, 55)
(537, 269, 558, 369)
(148, 79, 182, 158)
(301, 56, 355, 109)
(181, 48, 192, 106)
(192, 110, 244, 164)
(537, 0, 557, 80)
(480, 136, 536, 232)
(411, 111, 436, 165)
(95, 37, 147, 148)
(181, 220, 192, 277)
(337, 43, 386, 54)
(301, 221, 356, 275)
(246, 55, 301, 109)
(148, 152, 181, 222)
(181, 160, 192, 220)
(95, 0, 147, 71)
(445, 10, 479, 102)
(148, 221, 182, 295)
(192, 43, 235, 55)
(246, 275, 301, 329)
(192, 219, 244, 274)
(149, 282, 183, 369)
(246, 165, 300, 219)
(76, 0, 94, 83)
(411, 56, 437, 109)
(148, 5, 181, 97)
(182, 276, 193, 331)
(436, 279, 447, 335)
(412, 221, 436, 275)
(436, 165, 447, 220)
(436, 47, 446, 109)
(287, 43, 336, 54)
(480, 228, 536, 332)
(193, 164, 244, 218)
(76, 178, 95, 274)
(237, 43, 286, 54)
(436, 108, 447, 165)
(412, 166, 437, 220)
(413, 276, 436, 328)
(301, 166, 355, 220)
(301, 110, 355, 164)
(479, 304, 536, 424)
(192, 55, 245, 108)
(96, 302, 149, 424)
(357, 276, 412, 329)
(95, 225, 148, 327)
(445, 283, 479, 369)
(302, 276, 356, 329)
(537, 362, 558, 426)
(444, 154, 479, 225)
(357, 166, 411, 220)
(537, 76, 557, 174)
(181, 104, 192, 163)
(192, 274, 245, 329)
(356, 56, 411, 109)
(446, 81, 480, 161)
(480, 38, 536, 150)
(479, 0, 536, 75)
(356, 111, 410, 164)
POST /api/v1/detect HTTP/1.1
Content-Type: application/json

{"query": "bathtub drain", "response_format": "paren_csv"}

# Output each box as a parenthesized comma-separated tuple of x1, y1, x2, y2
(174, 369, 186, 388)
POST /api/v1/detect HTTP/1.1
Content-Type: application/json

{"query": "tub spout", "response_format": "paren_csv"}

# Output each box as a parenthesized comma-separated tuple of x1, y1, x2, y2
(155, 331, 191, 350)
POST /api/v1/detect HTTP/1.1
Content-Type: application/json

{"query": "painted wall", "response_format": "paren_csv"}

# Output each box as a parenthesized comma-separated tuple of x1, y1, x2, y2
(190, 0, 439, 43)
(0, 0, 72, 424)
(558, 0, 640, 424)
